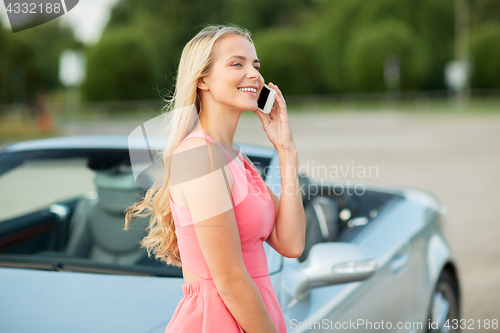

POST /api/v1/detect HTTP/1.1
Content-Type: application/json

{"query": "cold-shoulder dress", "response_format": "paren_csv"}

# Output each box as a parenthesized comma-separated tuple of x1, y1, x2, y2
(164, 130, 287, 333)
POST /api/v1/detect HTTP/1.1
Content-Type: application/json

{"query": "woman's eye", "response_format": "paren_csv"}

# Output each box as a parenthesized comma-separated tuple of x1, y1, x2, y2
(232, 63, 260, 71)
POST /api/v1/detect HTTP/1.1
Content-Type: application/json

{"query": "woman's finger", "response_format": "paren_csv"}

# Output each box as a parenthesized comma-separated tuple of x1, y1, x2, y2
(271, 90, 286, 118)
(267, 97, 279, 119)
(269, 82, 286, 103)
(269, 83, 286, 114)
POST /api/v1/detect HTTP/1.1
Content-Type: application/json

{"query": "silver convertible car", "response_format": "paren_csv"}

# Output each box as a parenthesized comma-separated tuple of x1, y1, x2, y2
(0, 135, 461, 333)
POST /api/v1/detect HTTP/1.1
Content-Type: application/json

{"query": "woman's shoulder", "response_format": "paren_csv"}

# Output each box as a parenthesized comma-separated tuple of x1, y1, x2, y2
(172, 136, 230, 170)
(170, 136, 234, 196)
(173, 135, 207, 155)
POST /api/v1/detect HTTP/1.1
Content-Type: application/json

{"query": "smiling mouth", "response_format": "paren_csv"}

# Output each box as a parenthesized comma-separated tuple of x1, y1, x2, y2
(238, 87, 257, 94)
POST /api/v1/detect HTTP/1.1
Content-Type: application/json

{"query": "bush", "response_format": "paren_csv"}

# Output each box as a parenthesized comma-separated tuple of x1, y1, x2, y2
(82, 28, 157, 101)
(414, 0, 454, 90)
(344, 20, 428, 92)
(0, 22, 78, 104)
(252, 28, 322, 95)
(305, 0, 364, 93)
(303, 0, 452, 92)
(469, 23, 500, 89)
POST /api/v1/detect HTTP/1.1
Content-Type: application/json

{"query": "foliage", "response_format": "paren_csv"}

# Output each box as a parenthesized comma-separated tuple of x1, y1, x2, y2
(82, 27, 158, 101)
(96, 0, 317, 100)
(253, 27, 321, 95)
(411, 0, 454, 89)
(304, 0, 451, 92)
(469, 23, 500, 89)
(344, 20, 428, 92)
(303, 0, 363, 93)
(0, 21, 78, 104)
(2, 0, 500, 103)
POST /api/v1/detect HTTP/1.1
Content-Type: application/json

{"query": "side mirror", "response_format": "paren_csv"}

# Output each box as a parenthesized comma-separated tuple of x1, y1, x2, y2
(288, 243, 377, 300)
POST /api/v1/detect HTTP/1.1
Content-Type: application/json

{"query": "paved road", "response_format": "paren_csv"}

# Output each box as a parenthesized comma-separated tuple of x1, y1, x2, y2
(49, 109, 500, 323)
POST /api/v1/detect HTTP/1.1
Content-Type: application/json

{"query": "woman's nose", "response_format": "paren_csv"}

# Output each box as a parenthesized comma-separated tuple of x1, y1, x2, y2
(246, 66, 261, 79)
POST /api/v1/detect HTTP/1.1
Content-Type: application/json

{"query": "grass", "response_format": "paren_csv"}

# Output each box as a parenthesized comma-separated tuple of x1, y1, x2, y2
(0, 117, 63, 148)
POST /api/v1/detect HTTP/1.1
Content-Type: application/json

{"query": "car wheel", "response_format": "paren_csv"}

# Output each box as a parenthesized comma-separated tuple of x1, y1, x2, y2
(427, 270, 460, 333)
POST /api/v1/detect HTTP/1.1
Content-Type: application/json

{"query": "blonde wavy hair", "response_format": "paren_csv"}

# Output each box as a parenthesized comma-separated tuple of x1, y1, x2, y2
(124, 24, 253, 267)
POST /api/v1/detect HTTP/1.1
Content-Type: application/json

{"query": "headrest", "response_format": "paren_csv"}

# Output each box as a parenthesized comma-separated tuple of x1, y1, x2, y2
(94, 165, 139, 191)
(93, 166, 143, 214)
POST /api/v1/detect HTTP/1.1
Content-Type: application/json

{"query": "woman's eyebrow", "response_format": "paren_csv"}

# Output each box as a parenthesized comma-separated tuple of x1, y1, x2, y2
(227, 55, 260, 64)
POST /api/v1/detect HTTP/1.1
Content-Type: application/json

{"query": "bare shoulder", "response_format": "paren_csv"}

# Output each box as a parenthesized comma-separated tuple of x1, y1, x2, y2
(173, 137, 206, 155)
(169, 138, 233, 207)
(172, 137, 230, 176)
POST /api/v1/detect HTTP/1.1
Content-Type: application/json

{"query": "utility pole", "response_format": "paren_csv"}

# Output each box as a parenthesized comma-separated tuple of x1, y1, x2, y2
(455, 0, 469, 111)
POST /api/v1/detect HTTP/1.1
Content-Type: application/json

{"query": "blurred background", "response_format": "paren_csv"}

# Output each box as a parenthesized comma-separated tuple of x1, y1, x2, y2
(1, 0, 499, 323)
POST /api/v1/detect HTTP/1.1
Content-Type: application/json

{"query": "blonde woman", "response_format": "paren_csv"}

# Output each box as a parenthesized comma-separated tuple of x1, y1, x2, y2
(125, 24, 305, 333)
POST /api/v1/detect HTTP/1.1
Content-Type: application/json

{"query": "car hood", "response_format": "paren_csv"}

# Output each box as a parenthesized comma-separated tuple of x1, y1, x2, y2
(0, 268, 184, 333)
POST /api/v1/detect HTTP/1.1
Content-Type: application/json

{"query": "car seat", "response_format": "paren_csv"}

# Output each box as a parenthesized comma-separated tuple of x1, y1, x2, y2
(63, 165, 150, 265)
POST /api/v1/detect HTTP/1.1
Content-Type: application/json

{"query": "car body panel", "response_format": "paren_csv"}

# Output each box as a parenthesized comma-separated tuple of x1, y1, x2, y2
(0, 267, 182, 333)
(0, 135, 459, 333)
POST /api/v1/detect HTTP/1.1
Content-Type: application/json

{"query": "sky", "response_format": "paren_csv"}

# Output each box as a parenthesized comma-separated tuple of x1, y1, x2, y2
(0, 0, 120, 44)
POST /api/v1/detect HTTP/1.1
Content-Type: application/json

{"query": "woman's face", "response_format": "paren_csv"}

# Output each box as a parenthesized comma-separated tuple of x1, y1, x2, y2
(198, 34, 264, 112)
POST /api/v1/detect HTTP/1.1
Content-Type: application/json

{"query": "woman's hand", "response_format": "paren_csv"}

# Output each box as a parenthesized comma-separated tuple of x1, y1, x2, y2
(253, 82, 296, 153)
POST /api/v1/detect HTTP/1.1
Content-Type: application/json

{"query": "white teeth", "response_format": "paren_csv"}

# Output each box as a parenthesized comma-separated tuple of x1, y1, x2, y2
(238, 87, 257, 93)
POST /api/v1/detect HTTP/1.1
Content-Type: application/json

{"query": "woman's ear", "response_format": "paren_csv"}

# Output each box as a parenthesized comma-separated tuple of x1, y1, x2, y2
(197, 77, 209, 91)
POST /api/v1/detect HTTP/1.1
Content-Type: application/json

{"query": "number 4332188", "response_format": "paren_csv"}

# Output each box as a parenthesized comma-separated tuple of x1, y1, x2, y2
(5, 3, 63, 14)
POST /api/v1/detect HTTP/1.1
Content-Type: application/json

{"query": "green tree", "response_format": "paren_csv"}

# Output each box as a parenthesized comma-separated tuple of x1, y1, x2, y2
(253, 27, 321, 95)
(95, 0, 318, 100)
(302, 0, 453, 92)
(469, 0, 500, 27)
(344, 20, 428, 92)
(0, 27, 10, 104)
(92, 0, 500, 97)
(82, 27, 158, 101)
(413, 0, 454, 90)
(0, 21, 78, 104)
(469, 23, 500, 89)
(304, 0, 364, 93)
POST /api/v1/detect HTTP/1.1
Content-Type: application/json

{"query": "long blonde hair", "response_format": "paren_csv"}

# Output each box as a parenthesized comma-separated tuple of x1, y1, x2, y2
(124, 24, 253, 267)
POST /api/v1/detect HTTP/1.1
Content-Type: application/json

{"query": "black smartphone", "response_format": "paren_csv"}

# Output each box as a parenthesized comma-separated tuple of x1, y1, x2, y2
(257, 84, 276, 114)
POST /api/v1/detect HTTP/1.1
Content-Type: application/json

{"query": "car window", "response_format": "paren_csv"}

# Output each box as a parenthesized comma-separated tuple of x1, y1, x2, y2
(0, 158, 95, 222)
(0, 149, 176, 276)
(0, 148, 275, 277)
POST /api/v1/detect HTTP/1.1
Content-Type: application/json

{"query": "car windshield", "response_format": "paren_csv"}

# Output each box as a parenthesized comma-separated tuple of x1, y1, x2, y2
(0, 148, 270, 277)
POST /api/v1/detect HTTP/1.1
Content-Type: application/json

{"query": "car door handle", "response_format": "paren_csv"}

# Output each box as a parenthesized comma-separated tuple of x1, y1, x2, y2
(390, 247, 409, 275)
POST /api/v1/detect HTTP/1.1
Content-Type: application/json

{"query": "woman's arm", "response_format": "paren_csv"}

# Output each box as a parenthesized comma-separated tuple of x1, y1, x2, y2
(241, 149, 305, 258)
(265, 147, 306, 258)
(252, 82, 306, 259)
(174, 138, 279, 333)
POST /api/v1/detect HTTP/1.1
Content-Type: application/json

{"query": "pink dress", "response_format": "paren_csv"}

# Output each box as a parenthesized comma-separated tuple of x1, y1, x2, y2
(164, 131, 287, 333)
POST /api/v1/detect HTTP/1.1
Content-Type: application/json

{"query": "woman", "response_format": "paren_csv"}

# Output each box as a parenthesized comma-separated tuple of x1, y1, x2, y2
(125, 24, 306, 333)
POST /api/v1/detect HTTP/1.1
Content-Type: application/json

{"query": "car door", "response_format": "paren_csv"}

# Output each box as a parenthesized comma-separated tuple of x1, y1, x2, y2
(322, 198, 419, 333)
(280, 196, 419, 332)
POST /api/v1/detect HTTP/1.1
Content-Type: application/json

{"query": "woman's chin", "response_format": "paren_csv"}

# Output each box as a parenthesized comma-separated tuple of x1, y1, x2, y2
(227, 100, 257, 112)
(241, 103, 258, 112)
